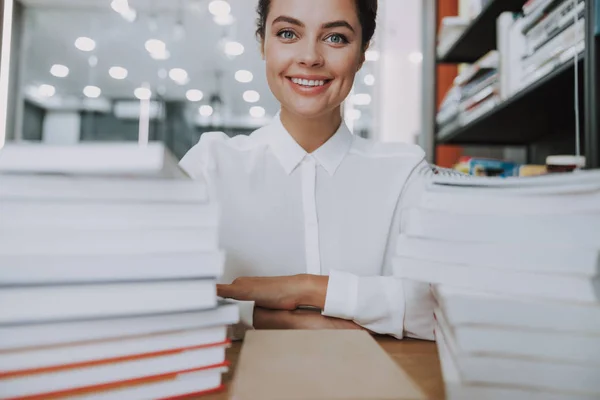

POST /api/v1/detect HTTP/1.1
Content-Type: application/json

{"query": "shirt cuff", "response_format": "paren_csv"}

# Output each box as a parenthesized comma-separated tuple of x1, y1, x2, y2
(322, 270, 359, 320)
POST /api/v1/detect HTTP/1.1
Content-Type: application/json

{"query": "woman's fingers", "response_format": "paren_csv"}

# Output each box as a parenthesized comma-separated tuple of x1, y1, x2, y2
(217, 283, 248, 300)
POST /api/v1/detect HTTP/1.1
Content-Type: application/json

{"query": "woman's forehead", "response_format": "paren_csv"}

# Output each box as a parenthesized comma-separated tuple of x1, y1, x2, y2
(267, 0, 360, 26)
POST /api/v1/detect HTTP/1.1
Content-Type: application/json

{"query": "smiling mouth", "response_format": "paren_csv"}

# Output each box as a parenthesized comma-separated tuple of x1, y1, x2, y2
(287, 77, 333, 88)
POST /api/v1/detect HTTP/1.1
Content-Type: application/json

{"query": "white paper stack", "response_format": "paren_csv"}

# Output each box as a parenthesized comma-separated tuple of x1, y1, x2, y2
(0, 144, 238, 399)
(394, 170, 600, 400)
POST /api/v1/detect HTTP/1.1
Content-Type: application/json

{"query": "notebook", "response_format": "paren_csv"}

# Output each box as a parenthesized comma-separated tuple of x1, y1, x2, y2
(230, 330, 425, 400)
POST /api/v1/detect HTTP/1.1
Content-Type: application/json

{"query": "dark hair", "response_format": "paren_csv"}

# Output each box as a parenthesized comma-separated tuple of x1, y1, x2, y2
(255, 0, 378, 49)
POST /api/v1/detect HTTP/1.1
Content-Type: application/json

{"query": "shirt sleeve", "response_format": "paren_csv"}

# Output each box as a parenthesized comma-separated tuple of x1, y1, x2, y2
(322, 160, 436, 340)
(179, 133, 256, 339)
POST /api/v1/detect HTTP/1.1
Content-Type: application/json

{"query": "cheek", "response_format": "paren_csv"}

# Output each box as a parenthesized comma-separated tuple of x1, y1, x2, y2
(264, 42, 292, 77)
(328, 50, 361, 88)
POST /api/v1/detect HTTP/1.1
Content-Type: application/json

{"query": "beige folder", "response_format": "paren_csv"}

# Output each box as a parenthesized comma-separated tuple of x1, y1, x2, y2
(229, 330, 426, 400)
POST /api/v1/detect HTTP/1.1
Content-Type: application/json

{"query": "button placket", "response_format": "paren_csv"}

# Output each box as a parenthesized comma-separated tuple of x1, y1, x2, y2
(301, 157, 321, 275)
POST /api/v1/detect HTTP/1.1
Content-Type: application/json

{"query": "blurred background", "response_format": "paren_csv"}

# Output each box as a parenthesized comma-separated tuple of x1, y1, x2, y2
(0, 0, 423, 160)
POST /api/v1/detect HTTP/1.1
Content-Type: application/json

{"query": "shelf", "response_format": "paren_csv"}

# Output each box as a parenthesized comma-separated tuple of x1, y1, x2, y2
(438, 0, 527, 64)
(437, 56, 584, 145)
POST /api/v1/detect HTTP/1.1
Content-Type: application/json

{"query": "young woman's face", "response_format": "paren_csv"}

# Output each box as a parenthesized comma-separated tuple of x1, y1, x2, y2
(262, 0, 365, 119)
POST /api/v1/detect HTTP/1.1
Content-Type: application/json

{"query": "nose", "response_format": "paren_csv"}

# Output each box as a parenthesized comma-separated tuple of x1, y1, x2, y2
(297, 40, 324, 68)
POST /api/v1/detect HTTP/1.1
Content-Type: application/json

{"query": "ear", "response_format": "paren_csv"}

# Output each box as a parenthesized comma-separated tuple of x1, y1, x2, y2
(260, 38, 266, 60)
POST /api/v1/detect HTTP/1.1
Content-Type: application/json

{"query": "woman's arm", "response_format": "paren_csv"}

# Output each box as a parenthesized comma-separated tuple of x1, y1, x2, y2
(253, 307, 367, 331)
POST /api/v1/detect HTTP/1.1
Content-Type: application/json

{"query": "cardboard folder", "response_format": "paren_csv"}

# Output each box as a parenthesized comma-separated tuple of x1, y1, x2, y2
(230, 330, 425, 400)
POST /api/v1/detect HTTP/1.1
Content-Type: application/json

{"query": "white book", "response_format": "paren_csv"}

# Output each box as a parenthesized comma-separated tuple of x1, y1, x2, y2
(0, 227, 219, 255)
(0, 302, 239, 351)
(0, 280, 217, 324)
(522, 17, 585, 76)
(436, 307, 600, 365)
(435, 309, 600, 395)
(435, 320, 598, 400)
(70, 368, 225, 400)
(419, 187, 600, 214)
(0, 251, 224, 285)
(0, 142, 185, 177)
(459, 95, 500, 126)
(0, 202, 218, 229)
(1, 326, 228, 374)
(0, 343, 227, 399)
(0, 174, 209, 203)
(497, 12, 516, 100)
(434, 285, 600, 334)
(394, 256, 599, 302)
(431, 168, 600, 188)
(396, 235, 599, 276)
(403, 208, 600, 248)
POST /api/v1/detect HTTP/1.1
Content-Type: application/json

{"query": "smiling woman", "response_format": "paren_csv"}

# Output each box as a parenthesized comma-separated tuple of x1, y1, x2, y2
(180, 0, 436, 340)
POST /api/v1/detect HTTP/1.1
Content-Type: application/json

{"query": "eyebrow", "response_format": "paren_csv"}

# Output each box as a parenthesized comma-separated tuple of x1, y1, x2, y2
(272, 16, 355, 33)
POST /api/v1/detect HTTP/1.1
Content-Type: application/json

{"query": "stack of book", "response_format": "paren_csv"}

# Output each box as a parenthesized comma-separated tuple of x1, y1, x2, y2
(394, 171, 600, 400)
(520, 0, 585, 89)
(437, 51, 500, 136)
(0, 145, 238, 399)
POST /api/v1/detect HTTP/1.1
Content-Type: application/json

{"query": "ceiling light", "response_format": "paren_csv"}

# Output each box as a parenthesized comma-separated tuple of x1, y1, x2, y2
(243, 90, 260, 103)
(109, 66, 128, 80)
(199, 105, 214, 117)
(134, 87, 152, 100)
(120, 7, 137, 22)
(169, 68, 188, 84)
(408, 51, 423, 64)
(111, 0, 136, 22)
(149, 49, 170, 60)
(353, 93, 372, 106)
(347, 109, 362, 120)
(38, 84, 55, 97)
(249, 106, 265, 118)
(364, 74, 375, 86)
(365, 50, 379, 62)
(208, 0, 231, 17)
(83, 85, 102, 99)
(50, 64, 69, 78)
(75, 37, 96, 52)
(145, 39, 166, 54)
(213, 14, 235, 26)
(88, 55, 98, 67)
(110, 0, 129, 13)
(186, 89, 204, 102)
(224, 41, 244, 56)
(235, 70, 253, 83)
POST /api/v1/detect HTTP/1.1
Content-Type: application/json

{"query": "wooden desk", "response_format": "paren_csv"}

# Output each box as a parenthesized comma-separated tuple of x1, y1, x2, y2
(204, 336, 445, 400)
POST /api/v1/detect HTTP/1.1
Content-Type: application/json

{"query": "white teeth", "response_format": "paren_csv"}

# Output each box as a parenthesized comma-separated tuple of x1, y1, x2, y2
(291, 78, 327, 87)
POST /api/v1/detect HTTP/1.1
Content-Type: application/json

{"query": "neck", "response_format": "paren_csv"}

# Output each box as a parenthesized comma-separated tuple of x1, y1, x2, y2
(279, 107, 342, 153)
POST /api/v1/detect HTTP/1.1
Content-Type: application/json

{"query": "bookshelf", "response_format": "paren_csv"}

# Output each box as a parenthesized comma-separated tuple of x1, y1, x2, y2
(424, 0, 600, 168)
(438, 0, 527, 63)
(437, 56, 584, 145)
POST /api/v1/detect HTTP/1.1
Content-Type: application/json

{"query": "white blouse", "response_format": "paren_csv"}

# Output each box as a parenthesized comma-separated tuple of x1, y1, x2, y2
(180, 115, 436, 340)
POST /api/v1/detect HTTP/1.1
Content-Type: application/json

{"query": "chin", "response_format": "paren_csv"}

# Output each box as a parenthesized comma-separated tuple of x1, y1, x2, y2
(284, 101, 335, 119)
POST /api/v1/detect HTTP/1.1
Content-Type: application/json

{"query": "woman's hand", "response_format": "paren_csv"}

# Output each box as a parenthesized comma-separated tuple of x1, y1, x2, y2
(217, 274, 329, 310)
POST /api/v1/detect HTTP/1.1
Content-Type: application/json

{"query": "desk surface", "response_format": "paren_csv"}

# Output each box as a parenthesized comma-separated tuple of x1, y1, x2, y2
(204, 336, 445, 400)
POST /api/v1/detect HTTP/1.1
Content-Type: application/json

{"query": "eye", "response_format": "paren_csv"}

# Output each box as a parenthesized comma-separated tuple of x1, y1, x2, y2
(325, 34, 348, 44)
(277, 30, 298, 40)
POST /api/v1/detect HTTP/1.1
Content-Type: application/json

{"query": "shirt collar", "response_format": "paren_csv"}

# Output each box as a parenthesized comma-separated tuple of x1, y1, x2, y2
(265, 114, 354, 176)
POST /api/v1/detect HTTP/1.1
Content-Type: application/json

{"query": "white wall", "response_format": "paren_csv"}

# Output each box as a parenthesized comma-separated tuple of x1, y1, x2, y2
(42, 111, 81, 144)
(374, 0, 423, 144)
